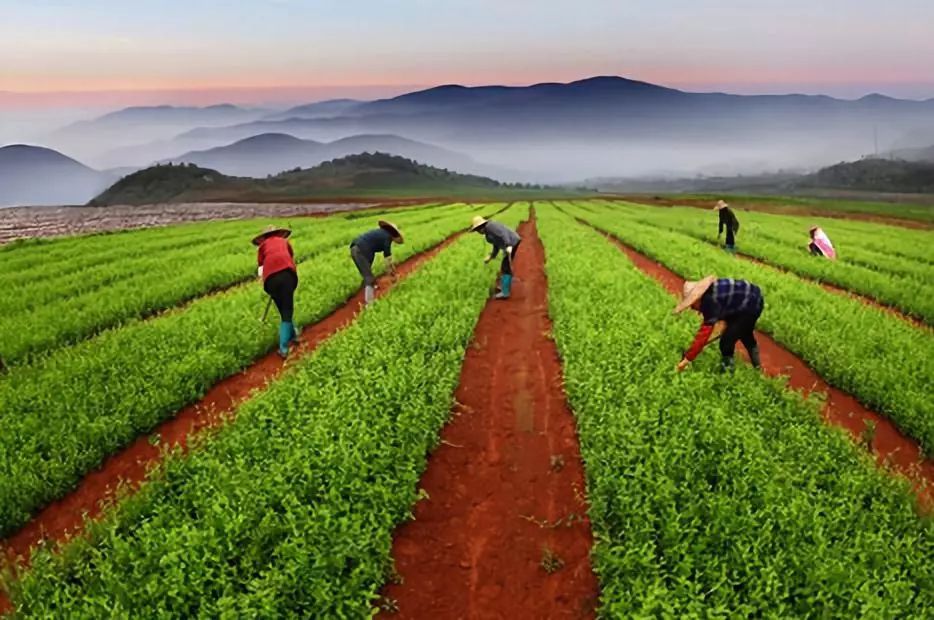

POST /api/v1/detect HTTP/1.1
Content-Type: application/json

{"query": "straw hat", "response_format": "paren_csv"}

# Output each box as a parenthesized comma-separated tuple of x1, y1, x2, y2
(251, 225, 291, 246)
(470, 215, 488, 231)
(673, 275, 716, 314)
(378, 220, 404, 243)
(713, 200, 729, 211)
(809, 225, 820, 234)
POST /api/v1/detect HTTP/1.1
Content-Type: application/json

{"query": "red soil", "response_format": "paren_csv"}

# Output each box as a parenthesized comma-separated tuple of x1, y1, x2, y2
(0, 234, 460, 614)
(378, 216, 599, 619)
(589, 226, 934, 511)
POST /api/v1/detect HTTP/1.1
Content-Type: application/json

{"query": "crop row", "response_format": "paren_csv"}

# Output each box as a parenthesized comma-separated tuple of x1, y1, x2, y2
(3, 205, 530, 616)
(591, 200, 933, 322)
(537, 205, 934, 616)
(601, 199, 934, 284)
(566, 201, 934, 455)
(0, 203, 504, 538)
(615, 198, 934, 265)
(0, 203, 462, 365)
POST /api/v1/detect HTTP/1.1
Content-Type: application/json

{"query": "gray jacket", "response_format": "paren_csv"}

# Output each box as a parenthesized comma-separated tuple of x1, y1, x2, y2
(484, 221, 521, 257)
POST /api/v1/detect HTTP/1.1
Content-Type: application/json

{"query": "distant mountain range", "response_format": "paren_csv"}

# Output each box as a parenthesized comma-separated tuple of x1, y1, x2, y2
(48, 104, 269, 164)
(154, 77, 934, 180)
(18, 75, 934, 196)
(262, 99, 364, 121)
(90, 152, 512, 205)
(0, 145, 112, 207)
(584, 156, 934, 195)
(162, 132, 510, 178)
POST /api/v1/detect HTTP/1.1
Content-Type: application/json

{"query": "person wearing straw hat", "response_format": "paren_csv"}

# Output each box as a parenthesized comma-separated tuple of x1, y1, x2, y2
(674, 275, 764, 373)
(350, 220, 404, 306)
(470, 215, 521, 299)
(253, 225, 299, 359)
(714, 200, 740, 253)
(808, 225, 837, 260)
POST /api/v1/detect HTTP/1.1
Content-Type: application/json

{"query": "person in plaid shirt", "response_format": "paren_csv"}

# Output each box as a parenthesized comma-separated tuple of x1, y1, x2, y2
(673, 275, 764, 373)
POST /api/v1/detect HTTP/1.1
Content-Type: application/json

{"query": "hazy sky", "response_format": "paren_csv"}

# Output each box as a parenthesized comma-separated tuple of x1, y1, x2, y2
(2, 0, 933, 108)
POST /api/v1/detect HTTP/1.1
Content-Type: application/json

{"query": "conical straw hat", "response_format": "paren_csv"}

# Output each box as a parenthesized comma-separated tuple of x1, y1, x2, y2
(251, 225, 291, 246)
(673, 275, 716, 314)
(378, 220, 404, 243)
(470, 215, 488, 231)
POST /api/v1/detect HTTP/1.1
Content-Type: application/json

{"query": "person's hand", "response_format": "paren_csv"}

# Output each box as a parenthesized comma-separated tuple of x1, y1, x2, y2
(484, 255, 492, 264)
(676, 358, 690, 373)
(257, 266, 264, 279)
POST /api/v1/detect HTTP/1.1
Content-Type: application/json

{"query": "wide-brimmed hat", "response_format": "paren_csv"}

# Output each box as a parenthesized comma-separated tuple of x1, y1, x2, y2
(713, 200, 729, 211)
(378, 220, 404, 243)
(809, 225, 820, 234)
(470, 216, 488, 231)
(252, 225, 291, 246)
(673, 275, 716, 314)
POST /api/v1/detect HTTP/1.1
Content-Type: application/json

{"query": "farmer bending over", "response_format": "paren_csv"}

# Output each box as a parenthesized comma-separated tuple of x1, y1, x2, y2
(254, 225, 299, 359)
(808, 226, 836, 260)
(350, 220, 404, 306)
(714, 200, 740, 253)
(471, 215, 521, 299)
(675, 275, 764, 373)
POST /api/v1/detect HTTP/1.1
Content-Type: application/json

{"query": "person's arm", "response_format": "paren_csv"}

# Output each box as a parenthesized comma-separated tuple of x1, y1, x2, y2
(256, 246, 265, 279)
(486, 243, 500, 263)
(287, 242, 294, 258)
(718, 212, 725, 236)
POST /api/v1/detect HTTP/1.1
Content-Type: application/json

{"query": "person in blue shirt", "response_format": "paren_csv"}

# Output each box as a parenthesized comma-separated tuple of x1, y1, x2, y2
(350, 220, 404, 305)
(470, 215, 521, 299)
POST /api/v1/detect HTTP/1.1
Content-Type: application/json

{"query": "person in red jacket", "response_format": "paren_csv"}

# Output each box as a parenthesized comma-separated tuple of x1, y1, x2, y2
(253, 225, 299, 358)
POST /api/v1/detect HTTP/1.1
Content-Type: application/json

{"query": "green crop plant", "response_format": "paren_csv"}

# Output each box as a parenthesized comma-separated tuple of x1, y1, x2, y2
(586, 200, 934, 323)
(537, 204, 934, 616)
(0, 203, 509, 538)
(3, 205, 531, 616)
(565, 201, 934, 455)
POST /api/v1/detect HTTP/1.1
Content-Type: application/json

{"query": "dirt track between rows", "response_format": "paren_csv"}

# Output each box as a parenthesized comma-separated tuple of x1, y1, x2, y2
(585, 223, 934, 512)
(0, 233, 460, 615)
(379, 215, 598, 619)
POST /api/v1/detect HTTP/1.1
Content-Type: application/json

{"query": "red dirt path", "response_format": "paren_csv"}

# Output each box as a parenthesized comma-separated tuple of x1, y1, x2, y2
(586, 225, 934, 511)
(0, 234, 460, 615)
(378, 217, 599, 619)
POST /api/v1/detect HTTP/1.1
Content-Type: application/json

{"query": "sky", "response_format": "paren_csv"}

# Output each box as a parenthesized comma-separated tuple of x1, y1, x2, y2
(1, 0, 933, 110)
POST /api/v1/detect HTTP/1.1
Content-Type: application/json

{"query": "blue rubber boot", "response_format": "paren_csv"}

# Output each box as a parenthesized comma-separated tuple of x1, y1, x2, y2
(278, 322, 291, 358)
(289, 321, 300, 344)
(494, 274, 513, 299)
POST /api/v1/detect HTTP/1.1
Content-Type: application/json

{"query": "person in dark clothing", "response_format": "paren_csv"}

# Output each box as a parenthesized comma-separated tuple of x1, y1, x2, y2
(470, 215, 521, 299)
(350, 220, 404, 306)
(253, 225, 299, 358)
(674, 275, 764, 373)
(714, 200, 740, 252)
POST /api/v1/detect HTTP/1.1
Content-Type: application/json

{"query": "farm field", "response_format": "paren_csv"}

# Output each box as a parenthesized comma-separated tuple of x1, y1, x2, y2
(1, 200, 932, 617)
(590, 199, 934, 323)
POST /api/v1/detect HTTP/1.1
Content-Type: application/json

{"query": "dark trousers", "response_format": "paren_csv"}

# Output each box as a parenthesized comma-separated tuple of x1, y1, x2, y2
(725, 227, 736, 247)
(350, 245, 375, 286)
(500, 241, 521, 275)
(719, 304, 762, 358)
(264, 269, 298, 322)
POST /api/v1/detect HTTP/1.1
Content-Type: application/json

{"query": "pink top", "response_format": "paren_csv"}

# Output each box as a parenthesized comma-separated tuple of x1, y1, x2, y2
(812, 228, 836, 260)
